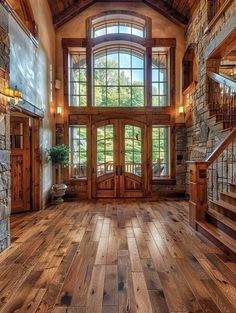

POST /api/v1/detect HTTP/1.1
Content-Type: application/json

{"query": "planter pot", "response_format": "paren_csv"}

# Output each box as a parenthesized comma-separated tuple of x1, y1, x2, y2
(50, 183, 67, 204)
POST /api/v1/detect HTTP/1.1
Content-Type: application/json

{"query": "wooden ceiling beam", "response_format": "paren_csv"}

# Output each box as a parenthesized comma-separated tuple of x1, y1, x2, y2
(53, 0, 97, 28)
(142, 0, 188, 26)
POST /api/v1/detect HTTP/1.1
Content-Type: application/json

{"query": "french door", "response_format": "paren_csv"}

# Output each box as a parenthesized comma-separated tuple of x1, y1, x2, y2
(92, 119, 147, 198)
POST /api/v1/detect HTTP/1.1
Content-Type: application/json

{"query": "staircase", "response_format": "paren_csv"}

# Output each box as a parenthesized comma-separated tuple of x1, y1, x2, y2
(196, 183, 236, 260)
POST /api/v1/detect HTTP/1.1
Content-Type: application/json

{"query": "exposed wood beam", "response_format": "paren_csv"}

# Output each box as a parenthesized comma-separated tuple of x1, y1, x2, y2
(53, 0, 97, 28)
(142, 0, 188, 26)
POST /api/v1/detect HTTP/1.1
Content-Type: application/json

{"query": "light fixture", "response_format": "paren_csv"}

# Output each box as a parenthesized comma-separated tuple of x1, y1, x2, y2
(0, 86, 23, 104)
(0, 86, 23, 122)
(57, 106, 63, 114)
(178, 106, 185, 114)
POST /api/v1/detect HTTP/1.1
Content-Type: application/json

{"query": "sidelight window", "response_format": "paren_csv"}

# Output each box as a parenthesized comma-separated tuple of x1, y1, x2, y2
(152, 127, 170, 177)
(69, 126, 87, 178)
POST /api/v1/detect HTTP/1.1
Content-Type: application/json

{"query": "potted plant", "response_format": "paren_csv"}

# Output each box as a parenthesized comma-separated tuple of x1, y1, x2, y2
(48, 144, 69, 204)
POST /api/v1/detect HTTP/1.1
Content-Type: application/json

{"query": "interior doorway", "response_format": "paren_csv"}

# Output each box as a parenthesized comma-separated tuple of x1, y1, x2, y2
(10, 113, 41, 213)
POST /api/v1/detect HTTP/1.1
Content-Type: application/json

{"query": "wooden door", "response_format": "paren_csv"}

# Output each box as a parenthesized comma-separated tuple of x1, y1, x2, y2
(92, 121, 117, 198)
(120, 121, 146, 198)
(10, 117, 31, 212)
(92, 119, 146, 198)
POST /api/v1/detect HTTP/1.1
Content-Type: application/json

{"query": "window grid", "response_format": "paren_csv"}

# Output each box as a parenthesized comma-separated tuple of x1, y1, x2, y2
(93, 48, 145, 107)
(93, 21, 145, 38)
(69, 126, 87, 178)
(152, 127, 170, 177)
(152, 51, 169, 107)
(69, 52, 87, 107)
(125, 125, 142, 176)
(97, 125, 114, 176)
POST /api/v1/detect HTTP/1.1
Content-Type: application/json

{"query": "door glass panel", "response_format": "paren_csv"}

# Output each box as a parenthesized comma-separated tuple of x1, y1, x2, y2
(11, 122, 24, 149)
(124, 125, 142, 176)
(97, 125, 114, 176)
(152, 127, 170, 177)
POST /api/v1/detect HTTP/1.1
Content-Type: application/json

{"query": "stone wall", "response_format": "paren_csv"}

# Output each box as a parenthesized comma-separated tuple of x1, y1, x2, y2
(0, 3, 10, 252)
(185, 0, 236, 163)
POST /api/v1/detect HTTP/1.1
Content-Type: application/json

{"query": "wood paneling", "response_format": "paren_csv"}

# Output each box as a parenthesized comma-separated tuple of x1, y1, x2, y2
(0, 200, 235, 312)
(47, 0, 197, 28)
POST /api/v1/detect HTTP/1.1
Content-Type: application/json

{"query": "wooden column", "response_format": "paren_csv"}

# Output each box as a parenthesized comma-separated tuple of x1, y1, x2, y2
(188, 161, 208, 229)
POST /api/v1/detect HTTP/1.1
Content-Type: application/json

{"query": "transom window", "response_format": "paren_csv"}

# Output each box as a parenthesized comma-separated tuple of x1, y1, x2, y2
(69, 126, 87, 178)
(93, 48, 145, 107)
(152, 127, 170, 177)
(93, 21, 145, 38)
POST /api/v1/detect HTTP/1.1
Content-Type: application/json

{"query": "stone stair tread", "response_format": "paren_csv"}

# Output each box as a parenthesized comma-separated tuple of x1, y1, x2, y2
(197, 221, 236, 253)
(207, 209, 236, 230)
(212, 199, 236, 214)
(221, 191, 236, 199)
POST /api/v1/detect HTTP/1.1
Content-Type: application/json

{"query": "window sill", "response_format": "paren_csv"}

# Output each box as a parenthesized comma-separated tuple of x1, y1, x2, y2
(204, 0, 233, 34)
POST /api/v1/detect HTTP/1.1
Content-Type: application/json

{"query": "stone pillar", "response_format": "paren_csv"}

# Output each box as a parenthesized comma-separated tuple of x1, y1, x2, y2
(0, 3, 11, 253)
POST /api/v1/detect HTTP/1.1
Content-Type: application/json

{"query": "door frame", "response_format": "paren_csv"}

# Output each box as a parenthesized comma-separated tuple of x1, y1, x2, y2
(10, 113, 42, 212)
(92, 118, 148, 198)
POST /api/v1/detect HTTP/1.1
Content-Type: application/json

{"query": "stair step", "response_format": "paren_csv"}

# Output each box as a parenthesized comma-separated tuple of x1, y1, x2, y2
(206, 209, 236, 239)
(197, 221, 236, 259)
(230, 183, 236, 193)
(221, 191, 236, 205)
(211, 199, 236, 220)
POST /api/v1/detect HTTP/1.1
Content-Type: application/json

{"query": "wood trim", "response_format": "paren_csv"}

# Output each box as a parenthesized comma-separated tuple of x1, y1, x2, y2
(62, 37, 177, 49)
(206, 128, 236, 165)
(205, 0, 233, 33)
(183, 81, 197, 96)
(170, 47, 176, 109)
(31, 117, 42, 210)
(208, 71, 236, 91)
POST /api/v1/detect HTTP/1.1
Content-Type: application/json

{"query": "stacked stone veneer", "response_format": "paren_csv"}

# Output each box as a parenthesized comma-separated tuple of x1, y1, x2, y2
(0, 3, 10, 253)
(184, 1, 236, 194)
(185, 1, 236, 161)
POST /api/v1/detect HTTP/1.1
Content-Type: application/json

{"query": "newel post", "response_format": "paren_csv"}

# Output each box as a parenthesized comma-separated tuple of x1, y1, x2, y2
(188, 161, 208, 229)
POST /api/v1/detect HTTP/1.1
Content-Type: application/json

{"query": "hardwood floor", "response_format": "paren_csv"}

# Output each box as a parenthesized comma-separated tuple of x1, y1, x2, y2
(0, 200, 236, 313)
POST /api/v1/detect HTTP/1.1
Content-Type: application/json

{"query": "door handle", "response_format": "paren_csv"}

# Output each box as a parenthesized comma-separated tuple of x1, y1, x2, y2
(120, 165, 122, 176)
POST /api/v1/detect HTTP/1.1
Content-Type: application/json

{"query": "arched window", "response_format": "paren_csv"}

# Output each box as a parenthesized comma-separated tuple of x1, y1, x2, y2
(93, 47, 145, 107)
(91, 12, 146, 38)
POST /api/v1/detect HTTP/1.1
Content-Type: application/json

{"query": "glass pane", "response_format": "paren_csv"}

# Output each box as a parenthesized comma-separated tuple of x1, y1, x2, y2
(94, 69, 106, 85)
(152, 127, 169, 177)
(93, 48, 144, 107)
(107, 52, 119, 68)
(69, 52, 87, 107)
(107, 24, 119, 34)
(119, 24, 131, 34)
(120, 52, 131, 68)
(69, 126, 87, 178)
(132, 54, 144, 68)
(125, 125, 142, 176)
(94, 27, 106, 37)
(132, 69, 144, 85)
(97, 125, 114, 176)
(152, 51, 168, 107)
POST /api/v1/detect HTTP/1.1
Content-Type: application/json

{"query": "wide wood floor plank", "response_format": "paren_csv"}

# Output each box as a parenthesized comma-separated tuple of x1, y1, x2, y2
(0, 200, 235, 313)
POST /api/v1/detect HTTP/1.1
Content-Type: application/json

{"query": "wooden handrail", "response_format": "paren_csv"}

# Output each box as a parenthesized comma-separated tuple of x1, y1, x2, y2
(208, 71, 236, 91)
(206, 127, 236, 165)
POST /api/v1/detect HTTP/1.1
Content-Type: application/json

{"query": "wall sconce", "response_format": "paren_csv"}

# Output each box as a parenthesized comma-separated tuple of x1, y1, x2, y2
(57, 106, 63, 114)
(0, 86, 23, 122)
(178, 106, 185, 114)
(0, 86, 23, 104)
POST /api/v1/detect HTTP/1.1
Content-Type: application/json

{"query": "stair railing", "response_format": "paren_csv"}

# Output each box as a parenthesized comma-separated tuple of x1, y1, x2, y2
(208, 71, 236, 128)
(188, 128, 236, 229)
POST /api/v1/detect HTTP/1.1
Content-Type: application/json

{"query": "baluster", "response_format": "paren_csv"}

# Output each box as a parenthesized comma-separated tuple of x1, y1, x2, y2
(226, 145, 229, 192)
(216, 156, 219, 200)
(222, 152, 224, 193)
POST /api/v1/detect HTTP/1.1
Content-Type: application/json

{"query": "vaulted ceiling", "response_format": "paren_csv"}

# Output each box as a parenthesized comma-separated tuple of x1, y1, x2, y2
(47, 0, 198, 29)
